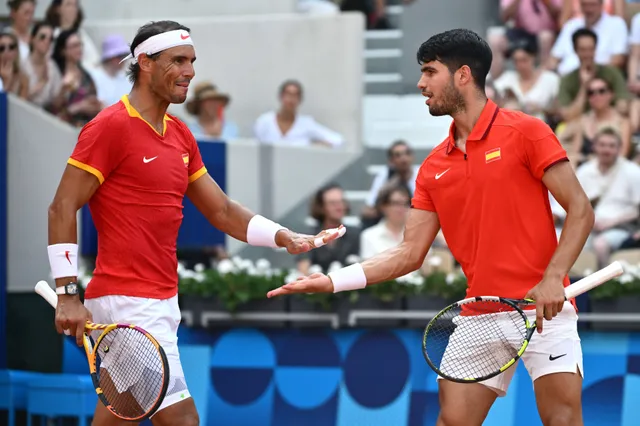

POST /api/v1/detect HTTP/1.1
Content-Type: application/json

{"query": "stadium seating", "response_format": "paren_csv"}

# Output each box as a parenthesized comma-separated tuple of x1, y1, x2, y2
(25, 374, 96, 426)
(0, 370, 42, 426)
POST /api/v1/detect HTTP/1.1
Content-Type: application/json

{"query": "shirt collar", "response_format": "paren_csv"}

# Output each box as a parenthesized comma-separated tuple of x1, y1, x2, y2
(446, 99, 500, 154)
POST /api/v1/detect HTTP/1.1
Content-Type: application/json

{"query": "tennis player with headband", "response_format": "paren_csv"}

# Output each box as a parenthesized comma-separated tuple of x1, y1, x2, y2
(47, 20, 345, 426)
(267, 29, 594, 426)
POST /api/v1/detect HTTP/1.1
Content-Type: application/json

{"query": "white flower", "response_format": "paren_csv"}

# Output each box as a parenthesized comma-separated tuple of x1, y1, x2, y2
(181, 270, 196, 279)
(396, 273, 411, 283)
(255, 258, 271, 272)
(428, 256, 443, 267)
(231, 256, 243, 267)
(583, 269, 593, 277)
(620, 273, 634, 284)
(328, 261, 343, 274)
(177, 262, 186, 273)
(194, 263, 205, 273)
(309, 264, 323, 275)
(217, 259, 235, 275)
(194, 272, 206, 283)
(345, 254, 361, 265)
(238, 259, 254, 272)
(406, 273, 424, 286)
(446, 273, 456, 285)
(285, 269, 302, 283)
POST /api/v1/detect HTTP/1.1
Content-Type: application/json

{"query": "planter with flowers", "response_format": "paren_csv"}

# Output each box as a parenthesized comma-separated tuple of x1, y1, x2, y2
(587, 261, 640, 330)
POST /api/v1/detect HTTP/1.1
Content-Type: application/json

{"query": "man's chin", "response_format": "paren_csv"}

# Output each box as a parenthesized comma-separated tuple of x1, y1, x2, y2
(170, 94, 188, 104)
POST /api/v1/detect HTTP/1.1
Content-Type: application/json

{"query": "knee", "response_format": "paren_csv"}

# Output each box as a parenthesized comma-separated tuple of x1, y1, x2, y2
(180, 412, 200, 426)
(438, 409, 468, 426)
(541, 406, 579, 426)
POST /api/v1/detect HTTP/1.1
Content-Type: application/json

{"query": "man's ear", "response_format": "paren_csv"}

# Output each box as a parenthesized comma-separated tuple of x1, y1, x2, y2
(138, 54, 154, 74)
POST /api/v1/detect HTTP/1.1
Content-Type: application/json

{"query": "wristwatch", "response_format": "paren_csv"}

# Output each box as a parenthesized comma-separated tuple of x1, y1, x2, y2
(55, 282, 79, 296)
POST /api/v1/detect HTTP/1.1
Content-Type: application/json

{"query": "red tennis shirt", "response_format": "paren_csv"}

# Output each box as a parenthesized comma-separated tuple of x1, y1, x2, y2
(412, 100, 572, 301)
(69, 95, 207, 300)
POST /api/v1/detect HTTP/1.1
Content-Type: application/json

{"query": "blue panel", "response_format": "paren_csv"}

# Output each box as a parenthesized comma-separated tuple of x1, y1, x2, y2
(622, 374, 640, 426)
(80, 205, 98, 256)
(180, 345, 211, 424)
(0, 92, 6, 369)
(273, 384, 339, 426)
(177, 141, 226, 249)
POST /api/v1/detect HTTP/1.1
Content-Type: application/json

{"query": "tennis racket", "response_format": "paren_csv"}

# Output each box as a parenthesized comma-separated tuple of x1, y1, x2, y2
(35, 281, 170, 421)
(421, 261, 624, 383)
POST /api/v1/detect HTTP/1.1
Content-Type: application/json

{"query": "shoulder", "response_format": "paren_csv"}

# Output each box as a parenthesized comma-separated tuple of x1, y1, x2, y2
(620, 158, 640, 175)
(559, 70, 578, 85)
(603, 13, 627, 27)
(255, 111, 275, 125)
(576, 159, 597, 176)
(83, 102, 130, 133)
(632, 12, 640, 29)
(494, 108, 554, 141)
(166, 113, 198, 142)
(559, 17, 583, 33)
(540, 70, 560, 84)
(598, 65, 624, 79)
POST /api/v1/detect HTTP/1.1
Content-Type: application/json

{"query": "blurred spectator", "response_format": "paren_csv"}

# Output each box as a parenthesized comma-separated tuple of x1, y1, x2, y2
(559, 0, 619, 25)
(45, 0, 99, 70)
(88, 34, 132, 108)
(340, 0, 415, 29)
(22, 21, 62, 109)
(556, 28, 629, 122)
(361, 140, 418, 227)
(549, 0, 629, 76)
(553, 127, 640, 267)
(254, 79, 343, 147)
(6, 0, 35, 61)
(297, 183, 360, 274)
(493, 38, 560, 121)
(489, 0, 562, 80)
(185, 81, 238, 141)
(297, 0, 340, 15)
(0, 32, 28, 98)
(568, 77, 631, 163)
(50, 29, 101, 127)
(627, 12, 640, 132)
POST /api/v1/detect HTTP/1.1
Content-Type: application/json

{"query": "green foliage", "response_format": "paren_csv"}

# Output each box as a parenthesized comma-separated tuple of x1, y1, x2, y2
(588, 270, 640, 300)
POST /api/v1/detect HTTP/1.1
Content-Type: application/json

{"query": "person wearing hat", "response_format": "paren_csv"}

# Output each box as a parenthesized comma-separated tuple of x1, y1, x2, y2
(88, 33, 132, 108)
(186, 81, 238, 141)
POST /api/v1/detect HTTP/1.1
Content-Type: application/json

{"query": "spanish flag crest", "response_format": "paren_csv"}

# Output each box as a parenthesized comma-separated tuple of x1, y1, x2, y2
(485, 147, 501, 163)
(182, 153, 189, 168)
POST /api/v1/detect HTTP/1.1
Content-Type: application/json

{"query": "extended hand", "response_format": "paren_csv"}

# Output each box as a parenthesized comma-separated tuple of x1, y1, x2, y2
(276, 225, 346, 255)
(267, 273, 334, 298)
(524, 277, 566, 334)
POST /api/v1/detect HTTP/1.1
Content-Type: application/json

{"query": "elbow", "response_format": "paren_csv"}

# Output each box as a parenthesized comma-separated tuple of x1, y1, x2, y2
(575, 195, 595, 230)
(48, 198, 77, 226)
(404, 244, 427, 272)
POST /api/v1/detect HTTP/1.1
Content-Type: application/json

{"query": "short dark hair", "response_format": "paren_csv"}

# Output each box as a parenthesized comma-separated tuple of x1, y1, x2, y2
(416, 28, 492, 90)
(375, 183, 412, 210)
(126, 20, 191, 85)
(386, 140, 411, 159)
(29, 21, 53, 52)
(7, 0, 35, 11)
(310, 183, 348, 223)
(279, 79, 303, 99)
(44, 0, 83, 30)
(571, 28, 597, 50)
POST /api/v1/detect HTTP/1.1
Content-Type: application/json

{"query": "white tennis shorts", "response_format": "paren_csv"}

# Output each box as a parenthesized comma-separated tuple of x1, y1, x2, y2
(84, 295, 191, 414)
(437, 301, 583, 396)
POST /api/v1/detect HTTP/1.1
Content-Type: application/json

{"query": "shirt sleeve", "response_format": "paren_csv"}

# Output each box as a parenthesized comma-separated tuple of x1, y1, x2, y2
(556, 74, 574, 107)
(411, 162, 436, 212)
(307, 117, 344, 147)
(521, 120, 569, 180)
(68, 115, 126, 184)
(609, 17, 630, 55)
(631, 14, 640, 45)
(186, 128, 207, 183)
(607, 67, 631, 100)
(550, 23, 571, 60)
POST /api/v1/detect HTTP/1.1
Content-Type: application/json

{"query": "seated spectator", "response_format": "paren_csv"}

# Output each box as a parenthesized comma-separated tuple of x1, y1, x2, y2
(489, 0, 561, 80)
(569, 77, 631, 162)
(553, 127, 640, 267)
(556, 28, 629, 122)
(297, 183, 360, 274)
(361, 140, 418, 228)
(0, 32, 28, 98)
(185, 81, 238, 141)
(45, 0, 100, 70)
(22, 21, 62, 108)
(6, 0, 35, 61)
(627, 12, 640, 132)
(50, 29, 101, 127)
(549, 0, 629, 76)
(88, 34, 132, 108)
(494, 38, 560, 121)
(559, 0, 618, 25)
(254, 79, 343, 147)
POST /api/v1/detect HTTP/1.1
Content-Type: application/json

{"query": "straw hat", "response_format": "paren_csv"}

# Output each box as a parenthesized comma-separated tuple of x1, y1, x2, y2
(186, 82, 231, 115)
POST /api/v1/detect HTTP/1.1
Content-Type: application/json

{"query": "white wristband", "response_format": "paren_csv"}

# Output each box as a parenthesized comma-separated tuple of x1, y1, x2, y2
(47, 243, 79, 279)
(329, 263, 367, 293)
(247, 215, 287, 248)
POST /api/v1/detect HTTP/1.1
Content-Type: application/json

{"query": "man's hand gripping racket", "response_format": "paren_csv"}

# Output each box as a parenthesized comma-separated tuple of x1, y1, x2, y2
(421, 262, 624, 384)
(35, 281, 170, 422)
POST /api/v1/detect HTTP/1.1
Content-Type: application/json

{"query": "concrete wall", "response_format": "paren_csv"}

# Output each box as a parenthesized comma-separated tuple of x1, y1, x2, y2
(0, 0, 297, 20)
(83, 13, 365, 150)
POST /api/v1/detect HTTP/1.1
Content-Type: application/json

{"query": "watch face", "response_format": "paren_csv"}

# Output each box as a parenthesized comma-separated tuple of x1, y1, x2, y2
(67, 283, 78, 294)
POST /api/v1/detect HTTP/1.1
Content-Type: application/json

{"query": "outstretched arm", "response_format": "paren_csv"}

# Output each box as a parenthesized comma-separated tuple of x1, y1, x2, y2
(267, 208, 440, 297)
(186, 173, 345, 253)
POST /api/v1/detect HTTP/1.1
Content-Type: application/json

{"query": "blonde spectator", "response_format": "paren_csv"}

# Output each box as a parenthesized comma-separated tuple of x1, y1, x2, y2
(45, 0, 99, 70)
(570, 77, 631, 163)
(494, 39, 560, 121)
(0, 32, 28, 99)
(22, 21, 62, 108)
(254, 80, 344, 147)
(185, 81, 238, 141)
(50, 28, 101, 127)
(6, 0, 35, 61)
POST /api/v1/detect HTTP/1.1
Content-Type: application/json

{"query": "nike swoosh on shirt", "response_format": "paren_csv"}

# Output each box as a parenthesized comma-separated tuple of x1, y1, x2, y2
(143, 156, 158, 163)
(435, 168, 451, 180)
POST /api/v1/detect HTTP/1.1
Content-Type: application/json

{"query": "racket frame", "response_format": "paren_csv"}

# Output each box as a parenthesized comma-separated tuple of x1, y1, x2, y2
(421, 295, 536, 384)
(35, 281, 170, 422)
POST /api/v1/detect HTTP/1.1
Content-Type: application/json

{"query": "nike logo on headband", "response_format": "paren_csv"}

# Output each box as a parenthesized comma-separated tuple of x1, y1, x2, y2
(180, 33, 190, 40)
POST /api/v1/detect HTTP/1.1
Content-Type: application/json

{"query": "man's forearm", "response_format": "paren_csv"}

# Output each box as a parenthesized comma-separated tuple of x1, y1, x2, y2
(361, 242, 425, 286)
(544, 199, 594, 280)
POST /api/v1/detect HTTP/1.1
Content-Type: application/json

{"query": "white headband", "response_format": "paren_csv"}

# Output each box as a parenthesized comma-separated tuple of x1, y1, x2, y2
(120, 29, 195, 64)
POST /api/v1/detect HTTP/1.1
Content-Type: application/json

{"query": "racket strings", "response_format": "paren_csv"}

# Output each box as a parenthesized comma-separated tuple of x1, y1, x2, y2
(423, 300, 528, 381)
(95, 327, 165, 419)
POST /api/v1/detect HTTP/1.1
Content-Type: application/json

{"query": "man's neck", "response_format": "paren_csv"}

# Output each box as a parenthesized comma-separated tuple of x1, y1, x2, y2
(322, 219, 341, 229)
(128, 86, 170, 129)
(277, 109, 295, 121)
(384, 220, 404, 235)
(598, 158, 618, 174)
(451, 96, 488, 141)
(585, 13, 602, 27)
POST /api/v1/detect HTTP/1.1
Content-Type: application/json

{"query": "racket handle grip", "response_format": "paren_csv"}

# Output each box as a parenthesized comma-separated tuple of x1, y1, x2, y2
(34, 280, 71, 336)
(564, 261, 625, 299)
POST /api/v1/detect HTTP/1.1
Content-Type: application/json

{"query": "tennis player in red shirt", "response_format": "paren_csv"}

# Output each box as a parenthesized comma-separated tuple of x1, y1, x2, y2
(47, 21, 345, 426)
(268, 29, 594, 426)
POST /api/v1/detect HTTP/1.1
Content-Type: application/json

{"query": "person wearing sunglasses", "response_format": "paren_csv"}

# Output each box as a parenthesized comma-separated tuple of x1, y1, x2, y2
(22, 21, 64, 108)
(6, 0, 35, 61)
(0, 32, 28, 99)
